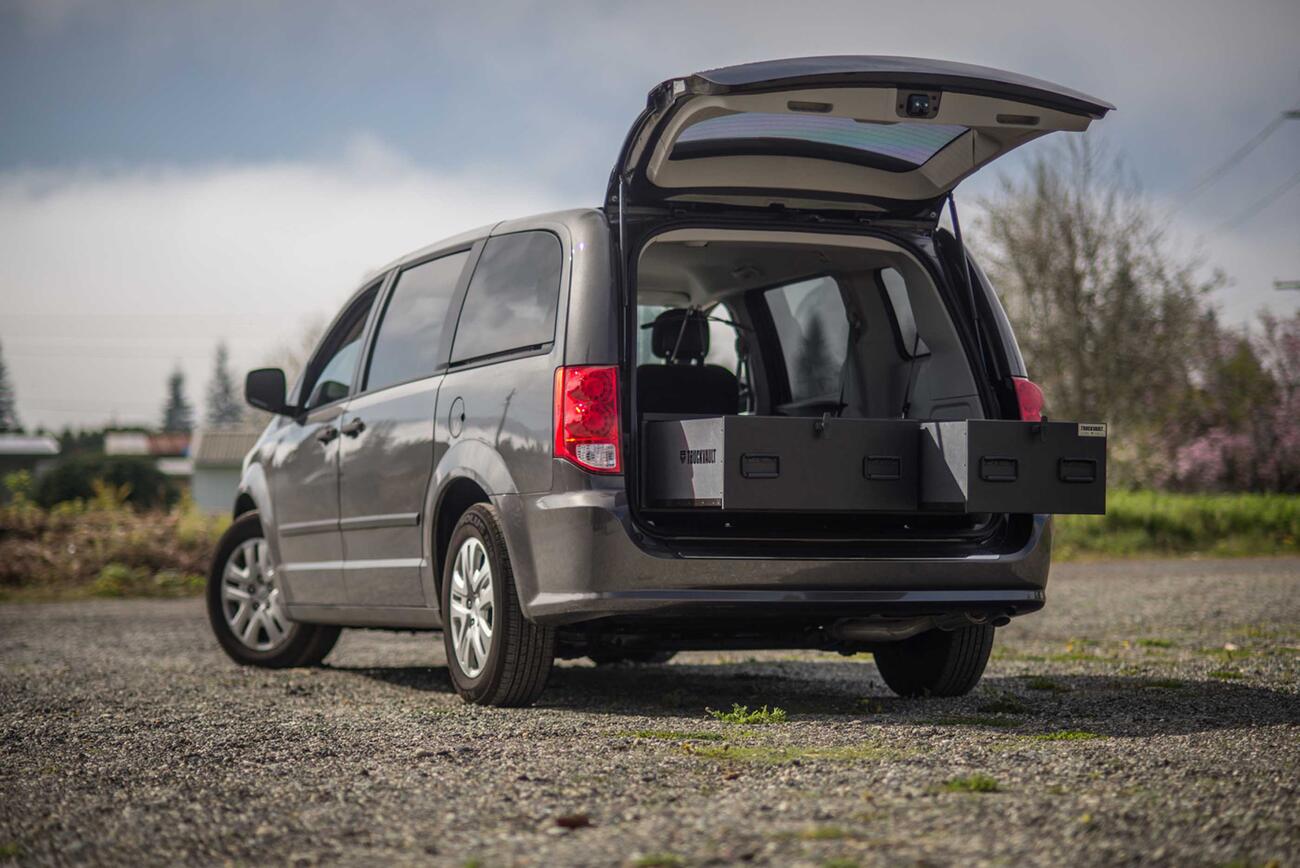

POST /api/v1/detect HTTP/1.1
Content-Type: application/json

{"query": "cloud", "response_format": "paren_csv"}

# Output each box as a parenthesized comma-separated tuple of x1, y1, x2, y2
(0, 135, 566, 430)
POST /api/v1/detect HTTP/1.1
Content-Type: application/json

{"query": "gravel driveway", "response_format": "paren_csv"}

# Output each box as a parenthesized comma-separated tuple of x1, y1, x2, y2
(2, 558, 1297, 867)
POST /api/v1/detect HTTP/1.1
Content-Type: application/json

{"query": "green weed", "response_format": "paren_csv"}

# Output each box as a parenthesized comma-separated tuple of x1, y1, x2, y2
(1029, 730, 1103, 741)
(942, 774, 1001, 793)
(707, 703, 787, 725)
(623, 729, 724, 742)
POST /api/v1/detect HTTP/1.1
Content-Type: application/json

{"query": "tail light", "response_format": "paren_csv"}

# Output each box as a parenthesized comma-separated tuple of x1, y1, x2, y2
(554, 366, 621, 473)
(1012, 376, 1045, 422)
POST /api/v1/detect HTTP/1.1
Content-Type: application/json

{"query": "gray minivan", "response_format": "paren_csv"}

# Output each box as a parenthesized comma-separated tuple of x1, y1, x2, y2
(207, 56, 1112, 706)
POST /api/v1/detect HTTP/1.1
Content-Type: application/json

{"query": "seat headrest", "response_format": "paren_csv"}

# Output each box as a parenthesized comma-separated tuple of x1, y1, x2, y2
(650, 309, 709, 363)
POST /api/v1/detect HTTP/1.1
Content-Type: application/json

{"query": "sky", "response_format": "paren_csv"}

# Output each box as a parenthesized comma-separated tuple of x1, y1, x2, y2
(1, 0, 1297, 432)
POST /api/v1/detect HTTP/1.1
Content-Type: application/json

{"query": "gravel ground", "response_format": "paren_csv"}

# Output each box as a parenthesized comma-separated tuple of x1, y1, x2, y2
(1, 557, 1298, 867)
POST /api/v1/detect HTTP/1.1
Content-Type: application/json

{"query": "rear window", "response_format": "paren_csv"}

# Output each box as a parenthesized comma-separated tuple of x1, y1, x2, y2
(764, 277, 849, 402)
(673, 113, 968, 172)
(451, 231, 563, 363)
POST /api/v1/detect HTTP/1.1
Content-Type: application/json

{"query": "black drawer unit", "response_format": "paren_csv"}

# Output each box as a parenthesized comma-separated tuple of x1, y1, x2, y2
(643, 416, 919, 511)
(920, 420, 1107, 514)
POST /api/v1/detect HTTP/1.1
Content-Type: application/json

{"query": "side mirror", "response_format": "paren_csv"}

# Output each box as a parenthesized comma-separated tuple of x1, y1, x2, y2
(245, 368, 291, 415)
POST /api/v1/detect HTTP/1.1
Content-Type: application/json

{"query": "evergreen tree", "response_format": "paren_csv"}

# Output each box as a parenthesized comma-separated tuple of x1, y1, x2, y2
(205, 341, 243, 427)
(161, 366, 194, 433)
(795, 314, 838, 397)
(0, 338, 21, 433)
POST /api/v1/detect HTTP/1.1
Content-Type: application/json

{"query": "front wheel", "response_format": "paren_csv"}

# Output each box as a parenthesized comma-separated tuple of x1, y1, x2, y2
(206, 511, 340, 668)
(441, 504, 555, 706)
(872, 624, 995, 697)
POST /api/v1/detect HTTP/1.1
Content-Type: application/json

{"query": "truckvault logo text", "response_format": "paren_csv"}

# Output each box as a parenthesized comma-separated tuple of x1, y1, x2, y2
(679, 448, 717, 465)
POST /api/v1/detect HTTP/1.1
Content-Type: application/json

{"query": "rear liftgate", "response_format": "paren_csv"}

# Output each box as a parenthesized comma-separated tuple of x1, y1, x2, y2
(619, 56, 1114, 517)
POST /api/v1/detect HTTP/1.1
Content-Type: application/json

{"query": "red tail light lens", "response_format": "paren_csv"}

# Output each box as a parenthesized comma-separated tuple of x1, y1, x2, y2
(554, 366, 621, 473)
(1012, 376, 1045, 422)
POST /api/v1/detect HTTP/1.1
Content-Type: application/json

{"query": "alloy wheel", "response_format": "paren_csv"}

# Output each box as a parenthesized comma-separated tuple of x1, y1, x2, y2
(449, 537, 495, 677)
(220, 537, 292, 652)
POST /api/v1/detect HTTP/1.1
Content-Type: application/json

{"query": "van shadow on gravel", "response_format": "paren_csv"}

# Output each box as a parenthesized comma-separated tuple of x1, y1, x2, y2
(330, 658, 1299, 737)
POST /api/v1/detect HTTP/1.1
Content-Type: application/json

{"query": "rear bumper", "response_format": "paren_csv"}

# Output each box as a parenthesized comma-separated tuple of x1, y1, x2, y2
(495, 466, 1052, 627)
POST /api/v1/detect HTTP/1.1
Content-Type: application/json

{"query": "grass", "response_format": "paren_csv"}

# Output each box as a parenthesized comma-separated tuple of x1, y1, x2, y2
(1054, 490, 1300, 561)
(821, 861, 860, 868)
(1025, 676, 1070, 693)
(929, 715, 1022, 729)
(799, 825, 850, 840)
(1208, 669, 1245, 680)
(977, 695, 1033, 714)
(1029, 730, 1103, 741)
(622, 729, 724, 742)
(632, 855, 684, 868)
(687, 741, 891, 765)
(1137, 638, 1175, 648)
(941, 774, 1001, 793)
(1142, 678, 1188, 690)
(707, 703, 788, 725)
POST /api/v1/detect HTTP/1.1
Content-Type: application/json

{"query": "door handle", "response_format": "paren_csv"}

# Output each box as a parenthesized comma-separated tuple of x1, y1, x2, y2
(315, 426, 339, 444)
(341, 417, 366, 438)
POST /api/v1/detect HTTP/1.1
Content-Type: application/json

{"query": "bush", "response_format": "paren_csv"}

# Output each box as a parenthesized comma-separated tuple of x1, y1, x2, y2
(34, 455, 178, 510)
(0, 496, 226, 601)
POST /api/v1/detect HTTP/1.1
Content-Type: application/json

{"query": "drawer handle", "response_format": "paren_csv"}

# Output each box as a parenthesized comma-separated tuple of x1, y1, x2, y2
(979, 456, 1019, 482)
(740, 453, 780, 479)
(1059, 457, 1098, 483)
(864, 455, 902, 481)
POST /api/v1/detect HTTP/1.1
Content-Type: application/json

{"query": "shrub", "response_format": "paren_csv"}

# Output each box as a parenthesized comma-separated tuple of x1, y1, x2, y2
(34, 455, 178, 510)
(0, 498, 226, 600)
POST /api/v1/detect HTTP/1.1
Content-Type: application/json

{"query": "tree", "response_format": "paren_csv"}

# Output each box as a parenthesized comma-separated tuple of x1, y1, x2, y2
(205, 341, 243, 428)
(160, 367, 194, 433)
(796, 314, 838, 398)
(975, 136, 1224, 430)
(0, 338, 21, 433)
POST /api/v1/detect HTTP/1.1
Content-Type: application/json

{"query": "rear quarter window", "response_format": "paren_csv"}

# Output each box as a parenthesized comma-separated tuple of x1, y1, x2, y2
(451, 231, 563, 363)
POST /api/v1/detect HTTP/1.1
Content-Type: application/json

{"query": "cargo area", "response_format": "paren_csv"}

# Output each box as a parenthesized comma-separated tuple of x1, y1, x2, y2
(630, 228, 1106, 535)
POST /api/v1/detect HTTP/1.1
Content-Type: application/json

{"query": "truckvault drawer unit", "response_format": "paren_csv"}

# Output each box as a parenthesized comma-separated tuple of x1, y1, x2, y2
(920, 420, 1107, 514)
(644, 416, 1108, 515)
(643, 415, 919, 511)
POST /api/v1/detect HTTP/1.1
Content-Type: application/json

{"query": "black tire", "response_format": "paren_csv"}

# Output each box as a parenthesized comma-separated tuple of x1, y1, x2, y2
(589, 650, 677, 666)
(872, 624, 995, 698)
(441, 503, 555, 706)
(206, 511, 341, 669)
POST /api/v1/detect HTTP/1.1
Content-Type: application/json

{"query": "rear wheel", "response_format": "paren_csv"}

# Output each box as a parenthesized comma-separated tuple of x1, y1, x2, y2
(872, 624, 995, 697)
(206, 512, 340, 668)
(441, 504, 555, 706)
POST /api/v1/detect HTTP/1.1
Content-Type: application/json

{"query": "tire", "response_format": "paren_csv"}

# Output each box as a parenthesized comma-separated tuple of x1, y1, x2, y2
(589, 650, 677, 666)
(441, 503, 555, 706)
(206, 511, 341, 669)
(872, 624, 995, 698)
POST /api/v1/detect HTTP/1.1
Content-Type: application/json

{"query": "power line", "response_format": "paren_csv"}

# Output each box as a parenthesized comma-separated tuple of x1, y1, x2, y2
(1178, 110, 1300, 207)
(1218, 166, 1300, 230)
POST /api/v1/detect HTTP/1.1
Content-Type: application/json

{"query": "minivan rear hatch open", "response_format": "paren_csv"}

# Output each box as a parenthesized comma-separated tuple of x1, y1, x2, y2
(607, 55, 1114, 217)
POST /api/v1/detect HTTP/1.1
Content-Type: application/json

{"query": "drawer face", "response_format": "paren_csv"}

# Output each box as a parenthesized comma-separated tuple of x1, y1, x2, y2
(723, 417, 919, 512)
(643, 417, 919, 512)
(921, 420, 1107, 514)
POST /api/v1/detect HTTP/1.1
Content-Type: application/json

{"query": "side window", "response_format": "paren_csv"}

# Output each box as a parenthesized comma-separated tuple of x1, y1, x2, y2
(302, 288, 378, 411)
(450, 231, 562, 364)
(365, 250, 469, 392)
(764, 276, 849, 402)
